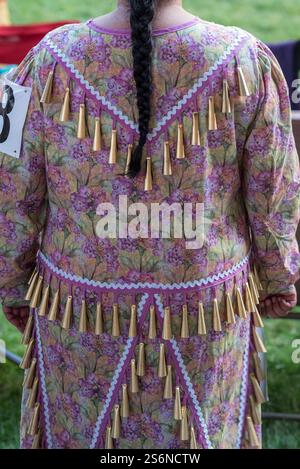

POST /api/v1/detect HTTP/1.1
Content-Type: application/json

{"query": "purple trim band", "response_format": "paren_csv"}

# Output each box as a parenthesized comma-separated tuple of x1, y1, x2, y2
(37, 249, 251, 294)
(85, 17, 202, 37)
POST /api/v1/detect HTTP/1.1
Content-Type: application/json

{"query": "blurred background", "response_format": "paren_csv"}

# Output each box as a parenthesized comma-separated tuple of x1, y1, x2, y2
(0, 0, 300, 449)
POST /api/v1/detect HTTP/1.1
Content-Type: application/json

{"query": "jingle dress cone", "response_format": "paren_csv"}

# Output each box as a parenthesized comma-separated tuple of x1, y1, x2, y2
(0, 17, 300, 449)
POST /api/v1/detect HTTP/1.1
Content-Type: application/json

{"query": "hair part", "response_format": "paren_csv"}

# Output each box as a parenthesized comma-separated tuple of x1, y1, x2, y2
(126, 0, 156, 178)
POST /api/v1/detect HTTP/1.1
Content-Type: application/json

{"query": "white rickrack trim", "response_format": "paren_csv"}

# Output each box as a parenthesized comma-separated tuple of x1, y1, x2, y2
(45, 26, 247, 142)
(38, 250, 250, 291)
(236, 315, 251, 448)
(148, 27, 247, 140)
(45, 38, 139, 133)
(34, 309, 54, 449)
(89, 293, 149, 449)
(154, 293, 213, 449)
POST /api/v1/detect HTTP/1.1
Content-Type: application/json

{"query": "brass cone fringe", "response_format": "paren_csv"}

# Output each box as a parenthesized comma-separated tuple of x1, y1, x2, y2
(22, 314, 34, 345)
(225, 292, 236, 324)
(163, 365, 173, 399)
(250, 373, 266, 404)
(25, 272, 38, 301)
(176, 123, 185, 159)
(61, 295, 73, 330)
(30, 275, 43, 308)
(48, 290, 60, 322)
(198, 301, 207, 335)
(252, 326, 267, 353)
(23, 358, 37, 389)
(111, 404, 121, 439)
(40, 71, 54, 104)
(109, 129, 118, 164)
(180, 304, 189, 338)
(93, 117, 102, 152)
(112, 303, 120, 337)
(137, 342, 145, 377)
(180, 406, 189, 441)
(129, 304, 137, 337)
(191, 112, 201, 146)
(246, 415, 260, 448)
(95, 301, 103, 335)
(105, 426, 113, 449)
(79, 299, 88, 333)
(162, 306, 172, 340)
(20, 339, 35, 370)
(121, 384, 129, 418)
(38, 285, 50, 317)
(158, 343, 167, 378)
(148, 305, 157, 339)
(59, 87, 70, 122)
(26, 377, 39, 409)
(213, 298, 222, 332)
(190, 424, 198, 449)
(174, 386, 182, 420)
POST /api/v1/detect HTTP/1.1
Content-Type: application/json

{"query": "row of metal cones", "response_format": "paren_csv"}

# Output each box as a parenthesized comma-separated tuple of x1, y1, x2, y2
(20, 267, 265, 449)
(23, 266, 264, 340)
(40, 65, 250, 191)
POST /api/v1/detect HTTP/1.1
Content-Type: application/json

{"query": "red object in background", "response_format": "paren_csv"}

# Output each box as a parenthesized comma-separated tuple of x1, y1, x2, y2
(0, 21, 79, 64)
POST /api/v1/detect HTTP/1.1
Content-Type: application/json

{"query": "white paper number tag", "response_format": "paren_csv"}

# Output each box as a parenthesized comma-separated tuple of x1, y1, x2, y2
(0, 78, 32, 159)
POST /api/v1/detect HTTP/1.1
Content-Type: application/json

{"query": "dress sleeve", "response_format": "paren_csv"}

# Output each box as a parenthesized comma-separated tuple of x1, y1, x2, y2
(0, 46, 47, 311)
(243, 40, 300, 296)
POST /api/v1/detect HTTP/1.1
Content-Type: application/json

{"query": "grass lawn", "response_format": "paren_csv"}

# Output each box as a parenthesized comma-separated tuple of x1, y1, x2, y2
(7, 0, 300, 42)
(1, 0, 300, 451)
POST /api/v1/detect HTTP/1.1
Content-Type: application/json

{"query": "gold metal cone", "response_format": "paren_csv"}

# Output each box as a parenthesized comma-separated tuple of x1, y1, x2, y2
(30, 275, 43, 308)
(249, 394, 262, 425)
(208, 96, 218, 131)
(28, 269, 37, 286)
(48, 289, 60, 322)
(40, 71, 54, 104)
(249, 273, 259, 304)
(23, 358, 37, 389)
(137, 342, 145, 377)
(28, 403, 40, 436)
(25, 272, 38, 301)
(180, 406, 189, 441)
(79, 299, 88, 333)
(253, 305, 264, 328)
(92, 117, 102, 152)
(129, 304, 137, 337)
(158, 343, 167, 378)
(109, 129, 118, 164)
(59, 87, 70, 122)
(111, 404, 121, 439)
(144, 157, 153, 191)
(162, 306, 172, 340)
(105, 426, 113, 449)
(180, 304, 189, 338)
(121, 384, 129, 418)
(176, 123, 185, 159)
(61, 295, 73, 330)
(252, 326, 267, 353)
(236, 286, 247, 319)
(125, 143, 133, 175)
(163, 141, 173, 175)
(163, 365, 173, 399)
(253, 265, 263, 290)
(19, 338, 34, 370)
(95, 301, 104, 335)
(130, 359, 139, 393)
(222, 79, 231, 114)
(77, 103, 87, 140)
(245, 282, 255, 313)
(213, 298, 222, 332)
(22, 314, 34, 345)
(174, 386, 182, 420)
(197, 301, 207, 335)
(246, 415, 260, 448)
(250, 373, 266, 404)
(31, 431, 41, 449)
(190, 424, 198, 449)
(225, 292, 236, 324)
(253, 352, 265, 382)
(38, 285, 50, 317)
(191, 112, 201, 146)
(112, 303, 120, 337)
(237, 66, 250, 97)
(26, 377, 38, 409)
(148, 305, 157, 339)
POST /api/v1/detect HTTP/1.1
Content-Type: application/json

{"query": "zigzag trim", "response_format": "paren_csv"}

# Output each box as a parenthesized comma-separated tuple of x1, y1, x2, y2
(44, 27, 248, 143)
(38, 250, 250, 292)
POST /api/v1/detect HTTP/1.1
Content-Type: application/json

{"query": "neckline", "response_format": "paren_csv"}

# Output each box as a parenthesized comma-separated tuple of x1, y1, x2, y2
(86, 16, 202, 37)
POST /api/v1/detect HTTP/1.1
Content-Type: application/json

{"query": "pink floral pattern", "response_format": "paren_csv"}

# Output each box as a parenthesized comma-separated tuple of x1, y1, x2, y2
(1, 18, 299, 449)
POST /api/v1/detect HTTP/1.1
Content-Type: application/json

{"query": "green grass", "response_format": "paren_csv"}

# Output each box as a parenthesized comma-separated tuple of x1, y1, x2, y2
(1, 310, 300, 448)
(7, 0, 300, 42)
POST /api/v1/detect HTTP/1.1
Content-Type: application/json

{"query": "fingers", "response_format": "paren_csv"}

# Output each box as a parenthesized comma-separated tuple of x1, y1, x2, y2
(259, 296, 293, 318)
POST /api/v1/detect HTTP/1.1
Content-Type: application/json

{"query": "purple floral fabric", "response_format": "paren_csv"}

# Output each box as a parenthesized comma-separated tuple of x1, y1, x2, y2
(0, 18, 299, 449)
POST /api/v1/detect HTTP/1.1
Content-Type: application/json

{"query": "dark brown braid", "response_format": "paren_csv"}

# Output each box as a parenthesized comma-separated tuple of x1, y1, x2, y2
(126, 0, 156, 178)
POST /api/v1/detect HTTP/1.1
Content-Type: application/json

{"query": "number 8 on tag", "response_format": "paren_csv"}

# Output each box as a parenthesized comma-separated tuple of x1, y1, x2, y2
(0, 78, 32, 159)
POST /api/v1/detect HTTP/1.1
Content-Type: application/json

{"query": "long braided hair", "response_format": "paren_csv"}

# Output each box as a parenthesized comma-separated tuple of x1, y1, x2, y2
(126, 0, 157, 178)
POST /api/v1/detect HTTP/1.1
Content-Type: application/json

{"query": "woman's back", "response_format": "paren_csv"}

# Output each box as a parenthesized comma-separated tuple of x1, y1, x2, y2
(0, 9, 299, 450)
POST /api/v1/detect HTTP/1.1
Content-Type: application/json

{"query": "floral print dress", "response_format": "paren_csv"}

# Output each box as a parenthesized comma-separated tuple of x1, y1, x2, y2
(0, 16, 299, 449)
